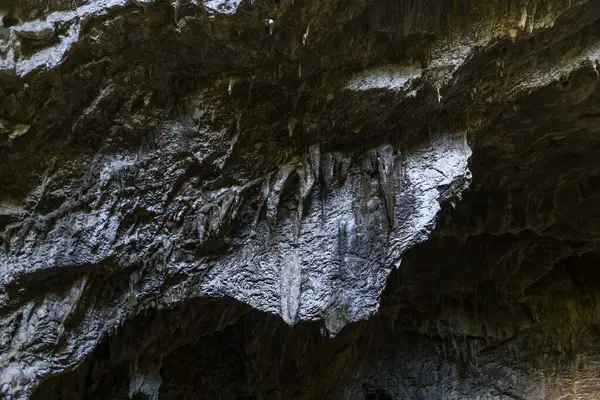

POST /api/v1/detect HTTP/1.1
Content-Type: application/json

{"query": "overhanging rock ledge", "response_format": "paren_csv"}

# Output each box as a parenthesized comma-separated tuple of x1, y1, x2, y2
(2, 1, 600, 399)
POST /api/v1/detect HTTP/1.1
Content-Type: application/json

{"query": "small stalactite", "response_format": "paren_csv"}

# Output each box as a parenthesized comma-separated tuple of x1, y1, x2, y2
(193, 189, 243, 248)
(308, 143, 321, 178)
(320, 152, 334, 217)
(359, 148, 378, 175)
(280, 249, 302, 325)
(255, 173, 273, 231)
(195, 211, 208, 246)
(333, 152, 351, 184)
(266, 163, 296, 229)
(293, 143, 320, 240)
(377, 144, 396, 228)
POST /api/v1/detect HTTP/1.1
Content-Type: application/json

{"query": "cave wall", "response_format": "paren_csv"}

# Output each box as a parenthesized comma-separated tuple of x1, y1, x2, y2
(2, 0, 600, 399)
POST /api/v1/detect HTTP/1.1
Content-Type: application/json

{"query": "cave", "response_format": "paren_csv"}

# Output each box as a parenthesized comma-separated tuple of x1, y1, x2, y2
(2, 0, 600, 399)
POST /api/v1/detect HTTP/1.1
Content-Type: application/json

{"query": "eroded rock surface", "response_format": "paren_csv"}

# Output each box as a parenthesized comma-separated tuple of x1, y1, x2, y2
(2, 0, 600, 399)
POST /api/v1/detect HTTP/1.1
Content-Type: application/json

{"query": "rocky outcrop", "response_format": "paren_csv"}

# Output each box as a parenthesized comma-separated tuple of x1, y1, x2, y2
(2, 0, 600, 398)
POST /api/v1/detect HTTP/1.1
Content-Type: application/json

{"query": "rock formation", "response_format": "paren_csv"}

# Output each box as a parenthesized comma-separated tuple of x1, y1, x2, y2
(1, 0, 600, 398)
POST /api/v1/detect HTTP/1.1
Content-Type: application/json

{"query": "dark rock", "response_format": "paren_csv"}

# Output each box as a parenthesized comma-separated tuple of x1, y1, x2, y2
(1, 0, 600, 398)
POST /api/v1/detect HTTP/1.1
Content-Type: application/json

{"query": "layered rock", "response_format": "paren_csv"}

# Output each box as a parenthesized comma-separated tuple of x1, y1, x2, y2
(1, 0, 600, 398)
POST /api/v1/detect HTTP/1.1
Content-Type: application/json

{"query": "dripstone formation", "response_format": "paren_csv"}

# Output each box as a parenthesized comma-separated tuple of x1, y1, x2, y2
(1, 0, 600, 399)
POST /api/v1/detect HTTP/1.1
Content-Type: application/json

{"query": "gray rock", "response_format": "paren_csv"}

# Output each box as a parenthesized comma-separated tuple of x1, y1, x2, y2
(1, 0, 600, 398)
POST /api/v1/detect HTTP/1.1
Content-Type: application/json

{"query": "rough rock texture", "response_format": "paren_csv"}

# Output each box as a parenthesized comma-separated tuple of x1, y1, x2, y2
(2, 0, 600, 399)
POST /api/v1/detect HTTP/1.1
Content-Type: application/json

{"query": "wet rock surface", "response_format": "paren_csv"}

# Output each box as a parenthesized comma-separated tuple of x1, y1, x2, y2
(2, 0, 600, 398)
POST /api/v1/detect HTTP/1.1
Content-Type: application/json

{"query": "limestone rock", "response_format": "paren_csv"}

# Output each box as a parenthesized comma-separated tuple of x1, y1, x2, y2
(1, 0, 600, 399)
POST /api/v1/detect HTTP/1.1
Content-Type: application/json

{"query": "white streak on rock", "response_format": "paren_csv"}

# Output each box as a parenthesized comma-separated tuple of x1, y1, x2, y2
(204, 0, 242, 15)
(345, 64, 422, 91)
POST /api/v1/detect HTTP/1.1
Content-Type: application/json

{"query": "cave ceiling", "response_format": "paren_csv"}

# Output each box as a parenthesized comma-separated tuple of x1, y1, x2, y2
(2, 0, 600, 399)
